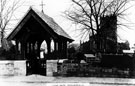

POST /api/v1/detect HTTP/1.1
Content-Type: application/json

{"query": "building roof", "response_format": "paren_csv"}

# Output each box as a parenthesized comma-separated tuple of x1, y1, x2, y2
(123, 49, 134, 54)
(84, 54, 95, 58)
(7, 7, 73, 41)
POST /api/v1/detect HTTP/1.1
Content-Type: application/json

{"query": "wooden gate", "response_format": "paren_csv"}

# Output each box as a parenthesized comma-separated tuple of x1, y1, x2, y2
(26, 59, 46, 76)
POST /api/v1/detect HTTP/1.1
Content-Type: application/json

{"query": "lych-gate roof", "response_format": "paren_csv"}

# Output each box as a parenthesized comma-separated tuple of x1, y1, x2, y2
(7, 7, 73, 42)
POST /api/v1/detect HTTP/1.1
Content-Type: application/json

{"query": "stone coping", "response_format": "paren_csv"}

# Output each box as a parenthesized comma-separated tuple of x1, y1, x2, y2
(0, 60, 26, 63)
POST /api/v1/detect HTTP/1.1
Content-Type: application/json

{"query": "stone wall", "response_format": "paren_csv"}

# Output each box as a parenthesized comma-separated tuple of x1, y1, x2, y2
(0, 60, 26, 76)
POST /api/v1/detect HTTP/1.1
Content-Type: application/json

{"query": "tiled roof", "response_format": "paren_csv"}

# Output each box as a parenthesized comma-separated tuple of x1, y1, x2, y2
(7, 7, 73, 41)
(32, 8, 73, 40)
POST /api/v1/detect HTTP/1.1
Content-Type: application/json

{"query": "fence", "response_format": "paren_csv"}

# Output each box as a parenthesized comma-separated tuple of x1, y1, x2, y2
(57, 63, 131, 78)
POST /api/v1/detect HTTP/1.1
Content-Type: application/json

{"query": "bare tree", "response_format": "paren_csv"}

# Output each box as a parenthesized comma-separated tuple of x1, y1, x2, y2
(64, 0, 131, 51)
(0, 0, 21, 47)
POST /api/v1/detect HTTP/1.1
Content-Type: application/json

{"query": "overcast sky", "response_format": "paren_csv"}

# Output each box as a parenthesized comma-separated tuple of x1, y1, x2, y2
(7, 0, 135, 47)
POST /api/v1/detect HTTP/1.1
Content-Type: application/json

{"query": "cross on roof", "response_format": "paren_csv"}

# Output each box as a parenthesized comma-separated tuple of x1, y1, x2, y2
(40, 0, 45, 13)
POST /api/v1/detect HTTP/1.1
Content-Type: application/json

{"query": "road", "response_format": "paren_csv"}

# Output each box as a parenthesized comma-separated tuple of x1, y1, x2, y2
(0, 75, 135, 86)
(1, 82, 135, 86)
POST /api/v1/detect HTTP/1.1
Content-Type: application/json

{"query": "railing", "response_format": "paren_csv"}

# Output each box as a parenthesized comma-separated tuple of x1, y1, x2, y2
(57, 63, 131, 78)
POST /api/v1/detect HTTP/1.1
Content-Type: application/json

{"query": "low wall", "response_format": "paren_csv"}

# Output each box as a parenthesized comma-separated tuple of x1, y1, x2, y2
(0, 60, 26, 76)
(57, 63, 130, 77)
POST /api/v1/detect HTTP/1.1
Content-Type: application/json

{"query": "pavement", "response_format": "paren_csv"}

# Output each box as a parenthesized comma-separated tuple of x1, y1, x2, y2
(1, 75, 135, 86)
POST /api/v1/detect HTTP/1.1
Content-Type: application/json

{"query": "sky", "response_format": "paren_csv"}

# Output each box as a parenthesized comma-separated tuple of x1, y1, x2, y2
(7, 0, 135, 48)
(117, 0, 135, 47)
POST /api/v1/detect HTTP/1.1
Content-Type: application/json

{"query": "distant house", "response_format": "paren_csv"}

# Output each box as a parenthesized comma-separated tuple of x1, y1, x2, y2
(123, 50, 134, 54)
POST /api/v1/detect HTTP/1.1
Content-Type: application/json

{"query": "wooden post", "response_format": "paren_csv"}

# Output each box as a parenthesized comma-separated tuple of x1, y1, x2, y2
(54, 41, 57, 57)
(54, 41, 57, 51)
(32, 42, 35, 54)
(62, 41, 67, 59)
(58, 41, 62, 59)
(29, 42, 31, 59)
(46, 39, 51, 59)
(15, 40, 19, 53)
(64, 41, 67, 58)
(20, 40, 25, 59)
(37, 41, 42, 59)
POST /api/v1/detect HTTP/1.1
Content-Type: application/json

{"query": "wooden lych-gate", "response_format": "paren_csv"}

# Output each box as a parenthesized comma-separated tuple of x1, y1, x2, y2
(7, 7, 73, 76)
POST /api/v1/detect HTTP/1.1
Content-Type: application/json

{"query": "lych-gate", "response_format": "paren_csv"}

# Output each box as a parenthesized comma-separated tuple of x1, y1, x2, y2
(7, 7, 73, 76)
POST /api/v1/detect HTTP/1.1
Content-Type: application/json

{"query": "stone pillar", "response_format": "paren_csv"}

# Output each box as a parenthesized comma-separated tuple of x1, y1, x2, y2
(46, 60, 57, 76)
(0, 60, 26, 76)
